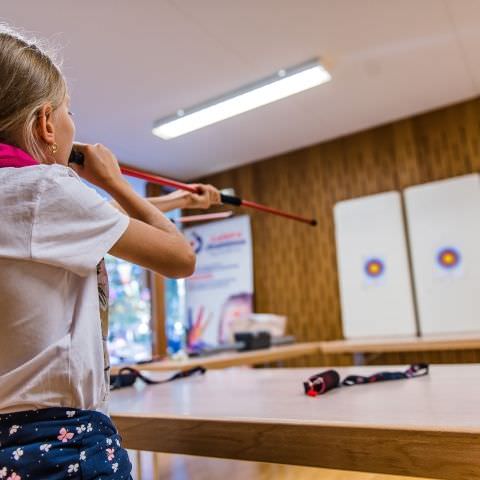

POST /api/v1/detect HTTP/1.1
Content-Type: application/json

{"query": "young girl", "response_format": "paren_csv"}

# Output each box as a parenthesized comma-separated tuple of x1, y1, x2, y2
(0, 26, 220, 479)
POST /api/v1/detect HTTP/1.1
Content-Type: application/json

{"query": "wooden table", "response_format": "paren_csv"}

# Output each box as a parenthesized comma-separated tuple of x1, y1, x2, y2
(110, 364, 480, 480)
(114, 335, 480, 374)
(321, 333, 480, 354)
(114, 342, 323, 373)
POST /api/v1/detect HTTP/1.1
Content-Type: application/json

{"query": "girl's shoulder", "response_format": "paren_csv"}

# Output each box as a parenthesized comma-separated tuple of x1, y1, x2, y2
(1, 164, 90, 198)
(0, 164, 102, 220)
(0, 163, 80, 189)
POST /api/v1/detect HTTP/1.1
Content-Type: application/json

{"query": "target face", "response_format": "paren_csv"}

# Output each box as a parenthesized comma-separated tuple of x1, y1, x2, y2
(437, 247, 461, 270)
(364, 258, 385, 278)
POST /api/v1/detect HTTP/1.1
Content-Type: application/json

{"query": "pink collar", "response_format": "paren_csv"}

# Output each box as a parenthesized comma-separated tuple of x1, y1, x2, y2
(0, 143, 39, 168)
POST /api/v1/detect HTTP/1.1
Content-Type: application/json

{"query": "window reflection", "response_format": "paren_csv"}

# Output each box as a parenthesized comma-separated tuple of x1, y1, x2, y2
(106, 255, 152, 364)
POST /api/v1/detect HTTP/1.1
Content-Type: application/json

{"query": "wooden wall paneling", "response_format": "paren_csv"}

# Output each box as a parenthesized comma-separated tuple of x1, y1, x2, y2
(167, 98, 480, 367)
(392, 120, 421, 189)
(465, 100, 480, 172)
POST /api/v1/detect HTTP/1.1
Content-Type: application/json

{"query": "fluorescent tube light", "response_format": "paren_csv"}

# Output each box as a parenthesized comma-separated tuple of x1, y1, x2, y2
(152, 59, 331, 139)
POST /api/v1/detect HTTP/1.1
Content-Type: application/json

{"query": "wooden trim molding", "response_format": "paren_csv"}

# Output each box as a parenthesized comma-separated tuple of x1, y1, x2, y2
(151, 272, 167, 357)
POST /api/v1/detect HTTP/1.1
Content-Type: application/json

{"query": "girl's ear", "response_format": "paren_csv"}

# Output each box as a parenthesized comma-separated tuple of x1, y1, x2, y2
(35, 103, 55, 145)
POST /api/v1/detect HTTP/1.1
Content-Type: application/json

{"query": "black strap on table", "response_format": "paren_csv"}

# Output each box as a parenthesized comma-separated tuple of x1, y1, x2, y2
(342, 363, 429, 386)
(110, 366, 206, 391)
(303, 363, 429, 397)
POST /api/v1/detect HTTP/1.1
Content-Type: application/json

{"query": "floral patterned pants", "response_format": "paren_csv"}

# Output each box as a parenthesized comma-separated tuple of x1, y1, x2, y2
(0, 408, 132, 479)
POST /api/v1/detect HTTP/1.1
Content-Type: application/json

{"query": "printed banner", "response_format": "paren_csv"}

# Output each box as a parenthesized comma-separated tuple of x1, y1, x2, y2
(184, 215, 254, 346)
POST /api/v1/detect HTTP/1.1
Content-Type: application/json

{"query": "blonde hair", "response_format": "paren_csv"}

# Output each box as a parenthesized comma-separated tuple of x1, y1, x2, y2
(0, 24, 67, 162)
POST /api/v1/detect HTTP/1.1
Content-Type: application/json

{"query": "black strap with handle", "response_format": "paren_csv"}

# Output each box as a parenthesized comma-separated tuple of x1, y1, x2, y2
(304, 363, 429, 397)
(110, 366, 206, 390)
(342, 363, 429, 387)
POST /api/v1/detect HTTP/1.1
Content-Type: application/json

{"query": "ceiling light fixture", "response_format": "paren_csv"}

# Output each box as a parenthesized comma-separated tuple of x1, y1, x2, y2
(152, 58, 331, 140)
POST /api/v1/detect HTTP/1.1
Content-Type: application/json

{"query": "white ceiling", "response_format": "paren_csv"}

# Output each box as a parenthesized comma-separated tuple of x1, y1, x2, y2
(2, 0, 480, 180)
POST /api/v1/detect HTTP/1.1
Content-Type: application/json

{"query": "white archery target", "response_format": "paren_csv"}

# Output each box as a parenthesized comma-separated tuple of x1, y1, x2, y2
(334, 192, 417, 338)
(404, 174, 480, 335)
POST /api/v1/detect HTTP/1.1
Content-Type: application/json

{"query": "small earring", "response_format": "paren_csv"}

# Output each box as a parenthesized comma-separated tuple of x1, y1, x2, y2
(50, 143, 58, 155)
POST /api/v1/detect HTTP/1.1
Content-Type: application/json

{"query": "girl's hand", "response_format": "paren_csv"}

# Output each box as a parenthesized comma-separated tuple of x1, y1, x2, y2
(172, 184, 222, 209)
(69, 143, 126, 193)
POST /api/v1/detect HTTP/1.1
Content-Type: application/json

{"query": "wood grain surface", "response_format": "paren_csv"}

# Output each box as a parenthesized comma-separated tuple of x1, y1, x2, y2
(111, 364, 480, 479)
(113, 334, 480, 374)
(112, 342, 323, 373)
(321, 333, 480, 354)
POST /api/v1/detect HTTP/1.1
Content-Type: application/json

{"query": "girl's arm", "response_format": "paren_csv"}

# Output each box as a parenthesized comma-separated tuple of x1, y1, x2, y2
(111, 184, 221, 213)
(70, 143, 197, 278)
